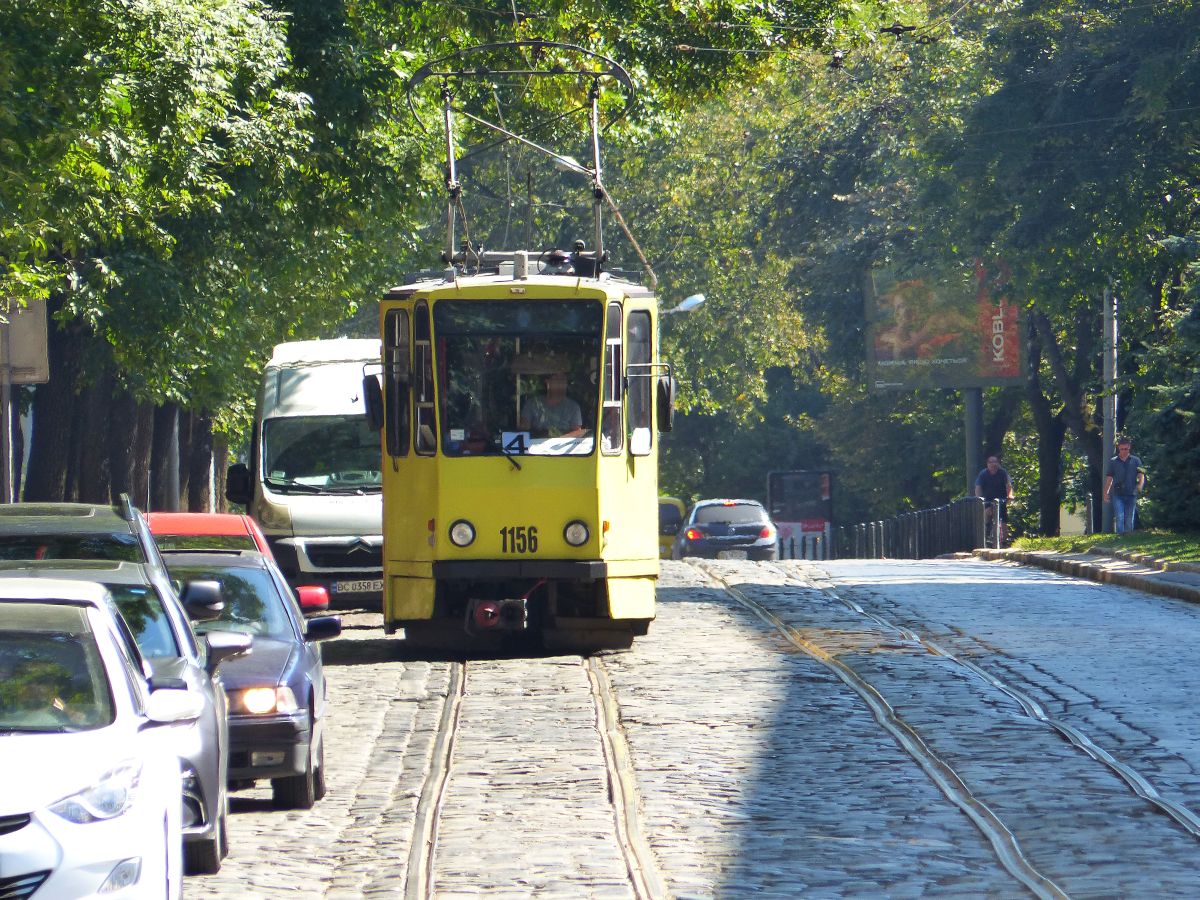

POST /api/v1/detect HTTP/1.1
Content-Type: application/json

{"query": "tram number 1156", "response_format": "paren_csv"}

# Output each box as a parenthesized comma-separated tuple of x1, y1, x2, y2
(500, 525, 539, 554)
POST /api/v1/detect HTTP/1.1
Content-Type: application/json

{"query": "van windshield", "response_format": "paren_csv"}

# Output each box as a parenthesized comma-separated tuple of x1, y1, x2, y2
(262, 415, 382, 493)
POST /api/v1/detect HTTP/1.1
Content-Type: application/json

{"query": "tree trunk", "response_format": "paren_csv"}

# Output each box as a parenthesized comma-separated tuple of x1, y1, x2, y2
(129, 403, 155, 510)
(76, 369, 114, 504)
(25, 301, 82, 502)
(10, 387, 24, 501)
(1025, 317, 1066, 535)
(983, 388, 1022, 460)
(150, 403, 179, 511)
(1032, 309, 1103, 530)
(187, 412, 214, 512)
(108, 389, 138, 502)
(177, 409, 194, 506)
(213, 436, 229, 512)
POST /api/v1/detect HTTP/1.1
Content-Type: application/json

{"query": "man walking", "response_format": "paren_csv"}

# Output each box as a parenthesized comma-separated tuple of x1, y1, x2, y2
(1103, 436, 1144, 534)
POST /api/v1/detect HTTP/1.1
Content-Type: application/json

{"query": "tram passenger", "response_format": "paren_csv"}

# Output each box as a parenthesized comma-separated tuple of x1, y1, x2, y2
(521, 371, 585, 438)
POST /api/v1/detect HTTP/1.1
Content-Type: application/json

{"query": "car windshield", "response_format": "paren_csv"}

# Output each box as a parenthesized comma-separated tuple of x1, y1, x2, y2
(107, 584, 179, 658)
(659, 503, 684, 533)
(0, 605, 115, 732)
(434, 300, 602, 457)
(262, 415, 381, 494)
(164, 563, 295, 640)
(154, 533, 257, 552)
(0, 534, 142, 563)
(694, 504, 767, 525)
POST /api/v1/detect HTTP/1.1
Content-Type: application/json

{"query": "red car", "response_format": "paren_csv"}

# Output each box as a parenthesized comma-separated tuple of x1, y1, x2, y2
(146, 512, 272, 555)
(146, 513, 329, 613)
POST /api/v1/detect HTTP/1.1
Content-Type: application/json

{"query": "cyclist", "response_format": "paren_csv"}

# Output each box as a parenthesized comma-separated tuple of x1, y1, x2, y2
(975, 455, 1015, 547)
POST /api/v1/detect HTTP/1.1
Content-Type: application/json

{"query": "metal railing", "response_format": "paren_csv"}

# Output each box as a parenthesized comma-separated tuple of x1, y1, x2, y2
(831, 496, 995, 560)
(777, 533, 829, 560)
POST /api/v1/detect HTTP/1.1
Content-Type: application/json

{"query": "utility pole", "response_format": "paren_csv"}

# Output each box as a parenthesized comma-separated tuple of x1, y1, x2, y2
(1, 324, 11, 503)
(964, 388, 983, 495)
(1101, 284, 1117, 533)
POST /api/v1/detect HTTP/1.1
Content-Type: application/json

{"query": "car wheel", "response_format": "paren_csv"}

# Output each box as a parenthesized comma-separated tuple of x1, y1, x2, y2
(184, 788, 227, 874)
(313, 732, 327, 801)
(272, 714, 318, 810)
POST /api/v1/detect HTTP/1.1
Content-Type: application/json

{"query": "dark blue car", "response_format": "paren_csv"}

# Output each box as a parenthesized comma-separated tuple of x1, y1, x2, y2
(160, 550, 342, 810)
(671, 499, 778, 561)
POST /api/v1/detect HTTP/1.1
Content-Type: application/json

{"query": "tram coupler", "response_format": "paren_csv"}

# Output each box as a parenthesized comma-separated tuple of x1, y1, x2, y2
(466, 598, 528, 634)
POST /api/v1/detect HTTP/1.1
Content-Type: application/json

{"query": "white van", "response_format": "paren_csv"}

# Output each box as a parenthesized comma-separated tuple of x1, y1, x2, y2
(226, 339, 383, 606)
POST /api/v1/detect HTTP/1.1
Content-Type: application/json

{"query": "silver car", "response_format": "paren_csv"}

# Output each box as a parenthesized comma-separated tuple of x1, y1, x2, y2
(0, 559, 248, 874)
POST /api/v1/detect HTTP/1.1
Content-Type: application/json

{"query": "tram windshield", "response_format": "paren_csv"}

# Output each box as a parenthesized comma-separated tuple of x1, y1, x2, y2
(434, 300, 602, 457)
(262, 415, 382, 493)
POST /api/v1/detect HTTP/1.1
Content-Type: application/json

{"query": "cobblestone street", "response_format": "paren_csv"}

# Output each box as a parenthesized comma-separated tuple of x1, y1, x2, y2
(190, 559, 1200, 898)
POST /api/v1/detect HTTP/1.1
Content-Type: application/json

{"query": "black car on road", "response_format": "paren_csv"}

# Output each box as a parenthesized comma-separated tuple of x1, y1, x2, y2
(159, 550, 342, 809)
(671, 499, 778, 561)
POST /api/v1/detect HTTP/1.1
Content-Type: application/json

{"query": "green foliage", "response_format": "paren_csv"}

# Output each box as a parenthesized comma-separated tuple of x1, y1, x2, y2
(1014, 529, 1200, 565)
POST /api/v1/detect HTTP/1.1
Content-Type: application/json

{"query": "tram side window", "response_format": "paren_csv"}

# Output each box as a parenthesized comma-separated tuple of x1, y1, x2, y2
(627, 310, 652, 456)
(384, 309, 410, 457)
(601, 303, 623, 455)
(414, 303, 436, 455)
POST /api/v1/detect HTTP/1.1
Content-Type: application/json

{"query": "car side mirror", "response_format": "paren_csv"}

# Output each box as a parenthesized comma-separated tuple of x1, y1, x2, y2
(656, 374, 676, 433)
(304, 615, 342, 642)
(296, 585, 330, 613)
(146, 688, 204, 724)
(180, 580, 224, 622)
(226, 462, 251, 506)
(203, 629, 252, 676)
(363, 374, 384, 432)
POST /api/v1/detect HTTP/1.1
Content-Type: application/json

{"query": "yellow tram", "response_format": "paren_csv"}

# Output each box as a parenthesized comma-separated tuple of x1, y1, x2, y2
(364, 42, 672, 650)
(368, 252, 669, 650)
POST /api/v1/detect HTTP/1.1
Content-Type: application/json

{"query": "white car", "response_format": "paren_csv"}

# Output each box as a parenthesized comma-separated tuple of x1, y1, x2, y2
(0, 579, 202, 899)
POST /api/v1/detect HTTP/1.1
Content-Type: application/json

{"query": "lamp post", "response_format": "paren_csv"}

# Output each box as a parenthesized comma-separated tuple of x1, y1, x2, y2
(662, 293, 705, 316)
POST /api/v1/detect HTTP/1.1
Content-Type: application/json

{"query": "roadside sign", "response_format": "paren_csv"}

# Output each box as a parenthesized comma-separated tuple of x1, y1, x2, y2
(1, 300, 50, 384)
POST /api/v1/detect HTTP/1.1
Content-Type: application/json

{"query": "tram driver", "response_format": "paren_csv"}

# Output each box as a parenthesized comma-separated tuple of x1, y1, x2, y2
(521, 370, 586, 438)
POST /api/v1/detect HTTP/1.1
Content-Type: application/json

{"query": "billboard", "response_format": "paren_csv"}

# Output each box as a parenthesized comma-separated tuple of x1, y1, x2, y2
(865, 260, 1023, 391)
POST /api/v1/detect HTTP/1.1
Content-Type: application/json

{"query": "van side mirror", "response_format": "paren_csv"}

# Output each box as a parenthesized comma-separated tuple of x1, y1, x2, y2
(363, 374, 384, 432)
(656, 374, 677, 433)
(226, 463, 251, 506)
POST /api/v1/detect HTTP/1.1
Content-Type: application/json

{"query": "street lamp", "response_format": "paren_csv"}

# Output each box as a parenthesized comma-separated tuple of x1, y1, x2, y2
(662, 293, 705, 316)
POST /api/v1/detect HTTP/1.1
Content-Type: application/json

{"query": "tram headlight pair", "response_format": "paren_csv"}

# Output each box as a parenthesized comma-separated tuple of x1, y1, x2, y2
(449, 518, 589, 548)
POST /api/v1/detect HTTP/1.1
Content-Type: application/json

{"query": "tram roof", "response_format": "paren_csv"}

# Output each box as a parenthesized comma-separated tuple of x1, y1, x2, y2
(383, 268, 654, 303)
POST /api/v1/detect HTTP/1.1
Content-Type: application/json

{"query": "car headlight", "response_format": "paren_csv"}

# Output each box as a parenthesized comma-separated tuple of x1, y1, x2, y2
(448, 519, 476, 547)
(50, 762, 142, 823)
(236, 686, 299, 715)
(563, 520, 590, 547)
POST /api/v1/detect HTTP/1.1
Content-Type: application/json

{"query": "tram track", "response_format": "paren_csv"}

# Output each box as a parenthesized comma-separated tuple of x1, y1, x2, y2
(792, 565, 1200, 842)
(401, 656, 666, 899)
(691, 561, 1069, 900)
(404, 661, 466, 900)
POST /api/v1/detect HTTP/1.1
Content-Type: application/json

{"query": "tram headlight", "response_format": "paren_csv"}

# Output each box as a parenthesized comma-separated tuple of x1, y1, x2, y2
(449, 519, 476, 547)
(563, 520, 590, 547)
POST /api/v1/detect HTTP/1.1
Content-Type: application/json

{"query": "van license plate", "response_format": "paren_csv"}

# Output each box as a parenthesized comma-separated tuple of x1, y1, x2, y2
(717, 550, 747, 560)
(334, 579, 383, 594)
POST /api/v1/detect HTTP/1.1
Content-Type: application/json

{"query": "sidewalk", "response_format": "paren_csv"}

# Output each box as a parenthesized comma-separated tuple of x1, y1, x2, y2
(975, 546, 1200, 605)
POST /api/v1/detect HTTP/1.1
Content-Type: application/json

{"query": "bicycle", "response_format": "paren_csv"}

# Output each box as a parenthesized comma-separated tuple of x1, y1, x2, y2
(984, 500, 1008, 549)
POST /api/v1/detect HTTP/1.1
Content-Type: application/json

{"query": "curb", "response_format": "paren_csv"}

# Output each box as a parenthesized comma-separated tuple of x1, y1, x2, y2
(1083, 545, 1200, 574)
(974, 548, 1200, 605)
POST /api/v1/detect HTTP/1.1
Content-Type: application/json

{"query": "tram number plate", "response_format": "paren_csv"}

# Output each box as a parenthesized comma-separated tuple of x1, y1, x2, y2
(717, 550, 747, 560)
(500, 525, 539, 554)
(334, 579, 383, 594)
